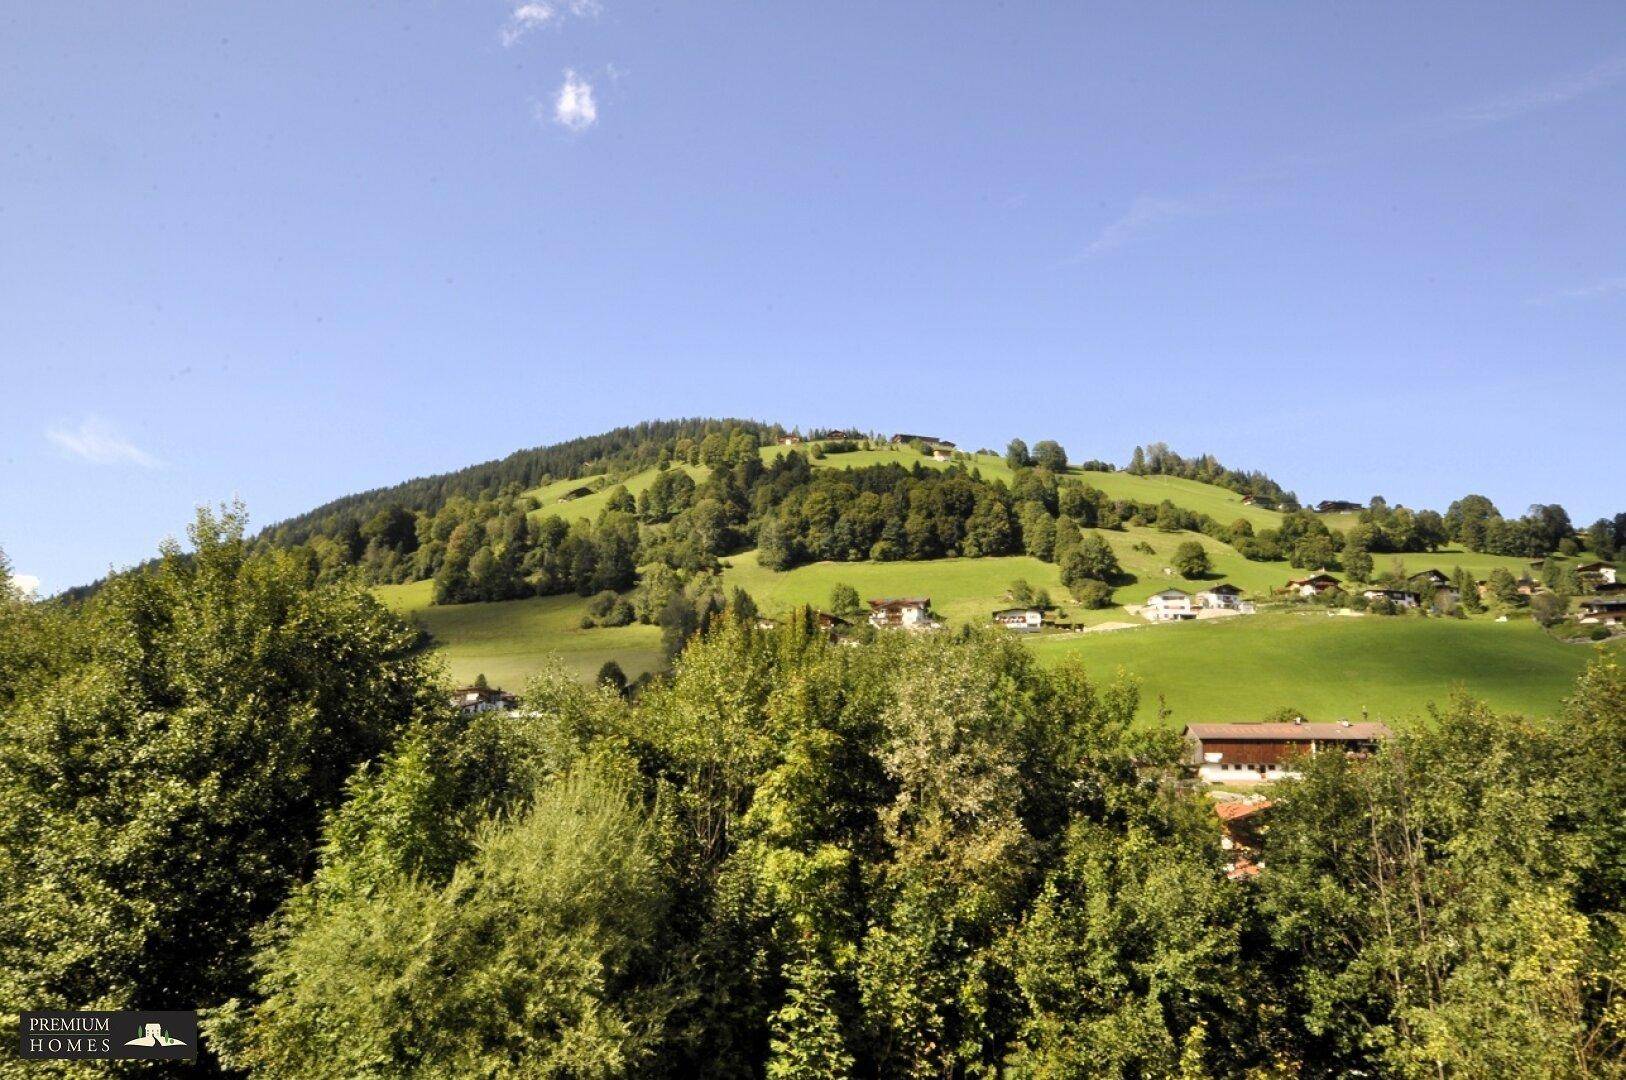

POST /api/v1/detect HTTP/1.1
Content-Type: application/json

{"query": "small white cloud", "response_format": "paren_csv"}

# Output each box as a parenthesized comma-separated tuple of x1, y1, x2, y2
(501, 3, 554, 46)
(10, 573, 40, 599)
(46, 417, 162, 468)
(550, 69, 598, 131)
(500, 0, 599, 46)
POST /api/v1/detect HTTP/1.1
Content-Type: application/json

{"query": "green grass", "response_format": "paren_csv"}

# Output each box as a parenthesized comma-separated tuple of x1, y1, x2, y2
(375, 580, 662, 689)
(719, 548, 1106, 625)
(1027, 611, 1614, 725)
(524, 464, 710, 524)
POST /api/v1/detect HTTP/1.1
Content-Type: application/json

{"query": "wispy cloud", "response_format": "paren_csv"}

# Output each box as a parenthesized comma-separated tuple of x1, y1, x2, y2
(548, 69, 598, 131)
(1077, 196, 1204, 260)
(1531, 275, 1626, 304)
(499, 0, 600, 47)
(1077, 52, 1626, 260)
(1423, 54, 1626, 132)
(46, 417, 162, 468)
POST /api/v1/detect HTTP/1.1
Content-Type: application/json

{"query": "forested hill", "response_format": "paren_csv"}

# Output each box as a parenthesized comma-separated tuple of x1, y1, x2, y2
(259, 418, 786, 547)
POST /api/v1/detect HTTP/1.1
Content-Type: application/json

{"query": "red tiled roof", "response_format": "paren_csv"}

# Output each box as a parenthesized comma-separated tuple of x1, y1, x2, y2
(1214, 799, 1273, 821)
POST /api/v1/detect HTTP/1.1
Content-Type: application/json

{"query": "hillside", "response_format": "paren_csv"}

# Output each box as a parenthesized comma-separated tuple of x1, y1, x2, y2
(376, 567, 1612, 723)
(248, 421, 1617, 726)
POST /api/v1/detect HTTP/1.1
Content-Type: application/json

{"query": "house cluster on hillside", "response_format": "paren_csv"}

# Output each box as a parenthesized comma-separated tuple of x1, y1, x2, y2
(1286, 568, 1462, 607)
(1143, 583, 1255, 622)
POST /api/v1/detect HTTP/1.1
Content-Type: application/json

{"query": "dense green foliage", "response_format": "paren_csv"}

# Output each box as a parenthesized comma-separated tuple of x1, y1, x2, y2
(0, 508, 438, 1051)
(213, 619, 1623, 1077)
(4, 521, 1624, 1075)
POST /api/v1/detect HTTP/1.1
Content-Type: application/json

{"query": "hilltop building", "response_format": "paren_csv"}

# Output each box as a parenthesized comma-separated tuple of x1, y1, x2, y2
(868, 597, 940, 631)
(1315, 500, 1362, 513)
(1185, 719, 1390, 784)
(777, 434, 803, 446)
(992, 607, 1043, 633)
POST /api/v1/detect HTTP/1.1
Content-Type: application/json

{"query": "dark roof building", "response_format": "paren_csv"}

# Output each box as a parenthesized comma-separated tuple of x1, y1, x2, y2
(1185, 720, 1389, 783)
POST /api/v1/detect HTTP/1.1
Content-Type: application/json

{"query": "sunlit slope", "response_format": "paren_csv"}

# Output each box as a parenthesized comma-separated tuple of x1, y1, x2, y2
(1027, 612, 1610, 724)
(375, 579, 662, 688)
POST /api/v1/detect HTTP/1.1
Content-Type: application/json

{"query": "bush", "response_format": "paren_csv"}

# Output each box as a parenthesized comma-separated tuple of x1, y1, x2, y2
(1073, 579, 1114, 609)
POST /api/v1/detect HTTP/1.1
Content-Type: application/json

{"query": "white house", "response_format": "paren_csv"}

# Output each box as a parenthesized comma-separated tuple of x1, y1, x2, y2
(868, 597, 940, 631)
(450, 685, 517, 714)
(1195, 583, 1252, 612)
(1362, 588, 1420, 608)
(1286, 573, 1342, 598)
(992, 607, 1043, 633)
(1144, 588, 1197, 621)
(1576, 562, 1618, 585)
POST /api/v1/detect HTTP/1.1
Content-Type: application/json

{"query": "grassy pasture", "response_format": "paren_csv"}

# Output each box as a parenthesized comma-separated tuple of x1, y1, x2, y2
(375, 579, 662, 688)
(1027, 611, 1613, 725)
(524, 464, 710, 524)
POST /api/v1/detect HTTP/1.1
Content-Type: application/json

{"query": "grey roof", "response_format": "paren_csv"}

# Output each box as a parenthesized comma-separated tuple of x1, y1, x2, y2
(1184, 722, 1391, 741)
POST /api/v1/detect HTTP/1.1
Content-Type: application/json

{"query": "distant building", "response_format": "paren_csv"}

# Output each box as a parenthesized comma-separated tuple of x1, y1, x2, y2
(1315, 500, 1363, 513)
(1144, 588, 1197, 621)
(1579, 598, 1626, 626)
(1363, 588, 1420, 608)
(1185, 720, 1390, 784)
(821, 429, 854, 440)
(1286, 573, 1343, 598)
(1576, 562, 1618, 585)
(450, 685, 517, 714)
(868, 597, 939, 631)
(813, 610, 851, 632)
(890, 433, 942, 446)
(1195, 583, 1251, 611)
(992, 607, 1044, 633)
(778, 434, 803, 446)
(1240, 494, 1276, 509)
(932, 447, 954, 461)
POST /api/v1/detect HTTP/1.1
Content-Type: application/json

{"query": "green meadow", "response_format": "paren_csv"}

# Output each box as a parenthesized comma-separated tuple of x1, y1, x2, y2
(523, 464, 711, 524)
(375, 579, 663, 687)
(1028, 611, 1611, 725)
(383, 452, 1613, 721)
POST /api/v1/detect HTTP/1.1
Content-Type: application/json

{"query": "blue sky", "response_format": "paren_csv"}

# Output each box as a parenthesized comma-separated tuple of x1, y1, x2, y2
(3, 3, 1623, 593)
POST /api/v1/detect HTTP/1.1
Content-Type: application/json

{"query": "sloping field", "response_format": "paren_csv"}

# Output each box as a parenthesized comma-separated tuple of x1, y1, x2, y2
(524, 464, 710, 524)
(375, 579, 662, 688)
(1027, 611, 1611, 725)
